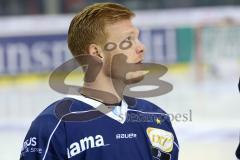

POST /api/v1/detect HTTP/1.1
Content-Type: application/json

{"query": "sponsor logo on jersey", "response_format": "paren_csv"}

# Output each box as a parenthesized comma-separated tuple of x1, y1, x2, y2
(116, 133, 137, 139)
(146, 127, 174, 153)
(21, 137, 42, 155)
(23, 137, 37, 149)
(67, 135, 109, 158)
(155, 118, 161, 124)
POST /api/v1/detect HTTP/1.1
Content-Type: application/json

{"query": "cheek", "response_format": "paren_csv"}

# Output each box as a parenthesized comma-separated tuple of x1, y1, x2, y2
(102, 53, 113, 76)
(125, 51, 138, 63)
(122, 44, 139, 63)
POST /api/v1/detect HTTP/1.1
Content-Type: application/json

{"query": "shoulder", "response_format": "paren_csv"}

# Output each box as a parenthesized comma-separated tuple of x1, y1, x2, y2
(21, 98, 87, 159)
(30, 97, 93, 132)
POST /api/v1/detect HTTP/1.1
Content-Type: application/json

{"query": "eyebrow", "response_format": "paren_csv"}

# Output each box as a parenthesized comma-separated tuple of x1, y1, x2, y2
(123, 28, 139, 36)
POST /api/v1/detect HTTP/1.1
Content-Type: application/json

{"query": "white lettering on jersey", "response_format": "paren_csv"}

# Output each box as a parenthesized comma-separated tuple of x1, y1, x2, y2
(23, 137, 37, 149)
(21, 137, 42, 155)
(67, 135, 107, 158)
(116, 133, 137, 139)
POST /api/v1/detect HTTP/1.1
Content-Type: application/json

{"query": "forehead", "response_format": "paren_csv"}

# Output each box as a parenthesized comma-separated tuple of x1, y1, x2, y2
(105, 19, 138, 38)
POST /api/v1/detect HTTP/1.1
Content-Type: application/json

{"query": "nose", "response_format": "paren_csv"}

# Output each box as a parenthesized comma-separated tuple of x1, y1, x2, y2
(136, 40, 145, 56)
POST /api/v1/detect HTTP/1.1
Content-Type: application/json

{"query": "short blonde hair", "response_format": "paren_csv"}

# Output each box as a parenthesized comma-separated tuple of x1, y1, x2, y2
(67, 2, 135, 57)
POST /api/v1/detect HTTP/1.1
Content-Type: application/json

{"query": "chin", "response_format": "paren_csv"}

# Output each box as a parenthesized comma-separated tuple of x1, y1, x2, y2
(124, 75, 145, 84)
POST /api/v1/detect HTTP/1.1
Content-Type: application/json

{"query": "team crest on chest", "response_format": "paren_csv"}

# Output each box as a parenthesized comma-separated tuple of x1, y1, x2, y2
(146, 127, 174, 153)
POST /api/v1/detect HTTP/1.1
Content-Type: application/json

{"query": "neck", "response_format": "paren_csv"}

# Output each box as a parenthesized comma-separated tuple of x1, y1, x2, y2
(82, 70, 125, 105)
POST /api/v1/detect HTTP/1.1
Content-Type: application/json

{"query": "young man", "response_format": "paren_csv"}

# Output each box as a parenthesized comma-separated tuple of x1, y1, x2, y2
(20, 3, 179, 160)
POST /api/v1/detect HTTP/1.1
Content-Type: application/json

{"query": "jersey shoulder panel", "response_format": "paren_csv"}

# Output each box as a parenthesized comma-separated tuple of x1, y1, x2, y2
(20, 97, 93, 160)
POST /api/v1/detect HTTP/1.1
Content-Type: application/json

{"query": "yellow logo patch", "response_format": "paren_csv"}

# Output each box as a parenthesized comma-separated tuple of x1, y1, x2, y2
(155, 118, 161, 124)
(146, 127, 174, 153)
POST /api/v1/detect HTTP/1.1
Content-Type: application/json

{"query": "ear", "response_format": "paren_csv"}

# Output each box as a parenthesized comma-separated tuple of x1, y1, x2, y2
(88, 44, 104, 59)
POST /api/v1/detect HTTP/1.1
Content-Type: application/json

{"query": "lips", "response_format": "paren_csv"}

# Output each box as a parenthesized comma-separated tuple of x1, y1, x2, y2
(136, 60, 143, 64)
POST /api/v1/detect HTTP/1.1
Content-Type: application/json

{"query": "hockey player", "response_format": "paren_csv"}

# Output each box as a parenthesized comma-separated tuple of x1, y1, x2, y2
(20, 3, 179, 160)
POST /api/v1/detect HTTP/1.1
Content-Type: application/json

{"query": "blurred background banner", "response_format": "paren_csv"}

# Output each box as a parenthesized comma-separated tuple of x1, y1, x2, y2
(0, 0, 240, 160)
(0, 34, 69, 74)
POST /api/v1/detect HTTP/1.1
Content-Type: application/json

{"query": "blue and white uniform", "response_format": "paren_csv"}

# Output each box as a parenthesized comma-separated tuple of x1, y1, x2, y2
(20, 95, 179, 160)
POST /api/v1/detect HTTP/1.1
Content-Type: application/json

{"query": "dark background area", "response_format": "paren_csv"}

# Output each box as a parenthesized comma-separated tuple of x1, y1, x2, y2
(0, 0, 240, 16)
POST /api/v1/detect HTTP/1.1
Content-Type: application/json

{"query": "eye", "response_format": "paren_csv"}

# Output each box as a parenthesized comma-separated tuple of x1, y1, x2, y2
(120, 38, 132, 50)
(126, 36, 132, 41)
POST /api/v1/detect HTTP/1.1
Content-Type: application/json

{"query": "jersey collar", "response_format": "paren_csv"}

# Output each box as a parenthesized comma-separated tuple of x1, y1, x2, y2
(66, 95, 128, 124)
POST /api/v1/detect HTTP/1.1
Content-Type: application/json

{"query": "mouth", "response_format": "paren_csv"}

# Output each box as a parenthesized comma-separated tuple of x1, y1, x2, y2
(136, 60, 143, 64)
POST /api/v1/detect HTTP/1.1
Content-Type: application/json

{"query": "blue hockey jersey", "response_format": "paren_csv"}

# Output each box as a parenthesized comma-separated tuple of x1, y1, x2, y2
(20, 95, 179, 160)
